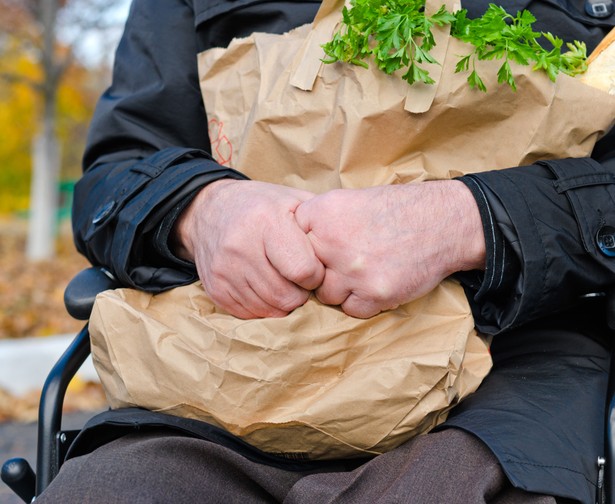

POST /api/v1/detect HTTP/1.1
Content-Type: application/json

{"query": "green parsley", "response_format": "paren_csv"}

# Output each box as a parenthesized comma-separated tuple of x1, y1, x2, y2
(321, 1, 588, 91)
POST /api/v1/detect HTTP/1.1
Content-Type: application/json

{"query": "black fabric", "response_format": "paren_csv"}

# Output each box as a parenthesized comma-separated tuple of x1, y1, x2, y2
(438, 298, 611, 504)
(65, 408, 368, 473)
(68, 298, 609, 503)
(73, 0, 319, 292)
(69, 298, 609, 503)
(194, 0, 321, 49)
(457, 128, 615, 335)
(455, 176, 520, 304)
(73, 0, 615, 293)
(459, 157, 615, 335)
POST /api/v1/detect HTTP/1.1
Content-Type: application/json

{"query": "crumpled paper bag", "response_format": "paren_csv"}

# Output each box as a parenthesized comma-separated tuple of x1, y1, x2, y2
(199, 0, 615, 188)
(91, 281, 491, 460)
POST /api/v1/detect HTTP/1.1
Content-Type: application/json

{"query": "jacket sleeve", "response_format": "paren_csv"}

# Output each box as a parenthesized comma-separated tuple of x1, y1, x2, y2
(458, 127, 615, 335)
(72, 0, 248, 292)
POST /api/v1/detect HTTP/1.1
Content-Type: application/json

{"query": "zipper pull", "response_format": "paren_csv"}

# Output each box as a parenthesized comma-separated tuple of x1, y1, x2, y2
(597, 457, 605, 504)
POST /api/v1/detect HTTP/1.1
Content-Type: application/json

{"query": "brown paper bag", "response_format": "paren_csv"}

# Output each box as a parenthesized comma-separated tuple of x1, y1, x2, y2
(199, 0, 615, 188)
(90, 0, 615, 460)
(91, 281, 491, 459)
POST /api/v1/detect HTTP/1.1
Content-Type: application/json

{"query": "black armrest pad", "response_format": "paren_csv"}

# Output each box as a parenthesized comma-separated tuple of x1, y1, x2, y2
(64, 267, 119, 320)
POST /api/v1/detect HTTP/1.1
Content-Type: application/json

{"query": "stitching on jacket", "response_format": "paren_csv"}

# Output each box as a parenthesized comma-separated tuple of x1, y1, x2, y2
(465, 177, 499, 291)
(553, 173, 615, 193)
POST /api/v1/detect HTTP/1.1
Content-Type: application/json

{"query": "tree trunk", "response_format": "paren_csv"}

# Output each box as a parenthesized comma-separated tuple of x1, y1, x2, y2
(26, 116, 60, 261)
(25, 0, 61, 261)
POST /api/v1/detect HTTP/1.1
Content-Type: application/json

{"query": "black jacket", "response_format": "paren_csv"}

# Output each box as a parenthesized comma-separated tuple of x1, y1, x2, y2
(71, 1, 615, 502)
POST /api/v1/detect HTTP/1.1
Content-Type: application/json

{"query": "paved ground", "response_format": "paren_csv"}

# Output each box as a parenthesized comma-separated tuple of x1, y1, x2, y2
(0, 335, 98, 396)
(0, 411, 98, 504)
(0, 332, 104, 503)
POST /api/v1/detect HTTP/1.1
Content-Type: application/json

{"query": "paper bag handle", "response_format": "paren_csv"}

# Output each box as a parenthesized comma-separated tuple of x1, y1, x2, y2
(289, 0, 460, 114)
(404, 0, 459, 113)
(289, 0, 347, 91)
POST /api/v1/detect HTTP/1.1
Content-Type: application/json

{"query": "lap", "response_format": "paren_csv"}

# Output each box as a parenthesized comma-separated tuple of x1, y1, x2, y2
(36, 429, 556, 504)
(38, 303, 606, 504)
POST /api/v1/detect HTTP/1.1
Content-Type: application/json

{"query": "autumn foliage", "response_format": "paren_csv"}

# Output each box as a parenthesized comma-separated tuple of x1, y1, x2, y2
(0, 219, 89, 339)
(0, 0, 124, 214)
(0, 40, 105, 215)
(0, 219, 108, 421)
(0, 0, 123, 419)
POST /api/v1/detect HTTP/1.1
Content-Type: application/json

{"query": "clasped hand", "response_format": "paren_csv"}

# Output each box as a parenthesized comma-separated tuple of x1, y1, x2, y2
(174, 179, 485, 319)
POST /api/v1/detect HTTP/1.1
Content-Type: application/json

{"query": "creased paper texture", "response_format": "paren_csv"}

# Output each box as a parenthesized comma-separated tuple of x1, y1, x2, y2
(91, 281, 491, 459)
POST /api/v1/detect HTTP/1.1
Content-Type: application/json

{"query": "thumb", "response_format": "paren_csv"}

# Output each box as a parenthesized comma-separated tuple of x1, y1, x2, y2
(265, 211, 324, 291)
(294, 198, 314, 235)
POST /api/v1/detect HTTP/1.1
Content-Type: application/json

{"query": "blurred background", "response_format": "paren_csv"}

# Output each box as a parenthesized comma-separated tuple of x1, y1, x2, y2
(0, 0, 131, 424)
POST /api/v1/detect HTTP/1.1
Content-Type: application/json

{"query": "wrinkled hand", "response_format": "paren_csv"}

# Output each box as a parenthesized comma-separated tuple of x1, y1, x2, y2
(173, 179, 325, 319)
(295, 181, 486, 318)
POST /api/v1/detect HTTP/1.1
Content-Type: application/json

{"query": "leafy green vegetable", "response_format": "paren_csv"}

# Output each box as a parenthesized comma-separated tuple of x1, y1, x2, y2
(451, 5, 587, 90)
(321, 1, 588, 91)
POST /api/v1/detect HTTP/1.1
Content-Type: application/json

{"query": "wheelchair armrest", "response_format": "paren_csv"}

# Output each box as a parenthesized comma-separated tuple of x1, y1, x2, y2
(63, 267, 119, 320)
(36, 326, 92, 495)
(33, 267, 119, 493)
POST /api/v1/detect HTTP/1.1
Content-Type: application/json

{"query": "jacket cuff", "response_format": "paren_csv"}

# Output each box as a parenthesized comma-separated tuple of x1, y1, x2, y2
(455, 176, 519, 300)
(74, 147, 249, 291)
(458, 157, 615, 334)
(152, 186, 204, 268)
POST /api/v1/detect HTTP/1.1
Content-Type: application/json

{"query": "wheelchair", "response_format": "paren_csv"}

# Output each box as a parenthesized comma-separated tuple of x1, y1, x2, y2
(1, 266, 615, 503)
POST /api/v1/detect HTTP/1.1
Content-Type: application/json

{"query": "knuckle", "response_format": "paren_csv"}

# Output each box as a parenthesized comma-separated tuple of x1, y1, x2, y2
(343, 303, 377, 319)
(315, 288, 336, 306)
(269, 288, 309, 313)
(286, 260, 322, 288)
(369, 279, 395, 303)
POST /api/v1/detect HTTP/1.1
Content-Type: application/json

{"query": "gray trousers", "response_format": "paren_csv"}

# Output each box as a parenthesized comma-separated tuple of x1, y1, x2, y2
(36, 428, 561, 504)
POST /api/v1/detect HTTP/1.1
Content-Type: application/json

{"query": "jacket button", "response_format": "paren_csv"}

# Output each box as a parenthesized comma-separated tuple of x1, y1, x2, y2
(597, 225, 615, 257)
(92, 201, 116, 224)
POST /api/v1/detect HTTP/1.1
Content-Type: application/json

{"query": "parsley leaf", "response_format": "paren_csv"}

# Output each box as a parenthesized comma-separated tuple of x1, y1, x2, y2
(321, 0, 588, 92)
(322, 0, 456, 86)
